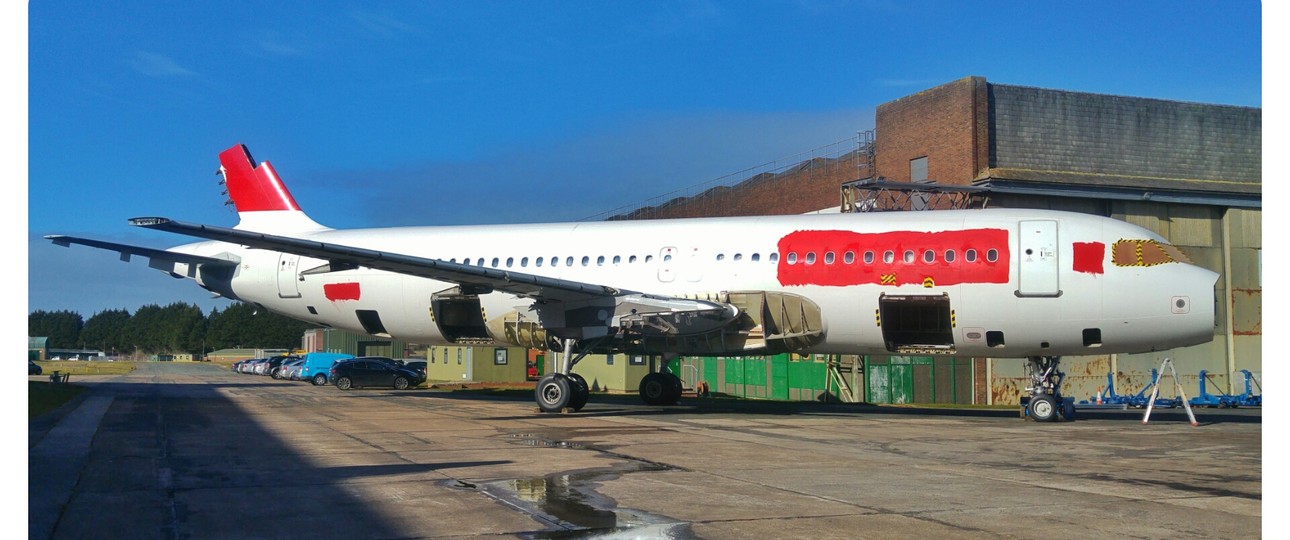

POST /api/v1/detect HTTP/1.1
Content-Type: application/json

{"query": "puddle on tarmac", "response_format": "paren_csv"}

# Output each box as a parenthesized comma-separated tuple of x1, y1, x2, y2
(482, 433, 694, 539)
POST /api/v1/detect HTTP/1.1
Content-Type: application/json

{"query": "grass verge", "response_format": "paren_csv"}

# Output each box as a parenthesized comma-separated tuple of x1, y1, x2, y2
(29, 381, 86, 420)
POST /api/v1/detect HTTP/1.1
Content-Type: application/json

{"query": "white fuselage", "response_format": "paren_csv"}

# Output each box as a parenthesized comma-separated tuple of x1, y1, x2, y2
(172, 208, 1218, 358)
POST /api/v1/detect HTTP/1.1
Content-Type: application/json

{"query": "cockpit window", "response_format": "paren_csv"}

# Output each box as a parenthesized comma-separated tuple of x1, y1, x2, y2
(1112, 239, 1192, 267)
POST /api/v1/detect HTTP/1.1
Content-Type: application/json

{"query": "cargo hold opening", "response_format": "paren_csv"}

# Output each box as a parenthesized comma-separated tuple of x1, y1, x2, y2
(879, 294, 955, 353)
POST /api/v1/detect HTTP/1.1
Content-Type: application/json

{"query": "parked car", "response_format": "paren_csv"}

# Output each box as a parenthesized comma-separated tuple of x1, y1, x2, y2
(297, 352, 356, 386)
(266, 355, 298, 379)
(405, 361, 427, 377)
(330, 357, 426, 390)
(29, 360, 42, 375)
(278, 358, 305, 380)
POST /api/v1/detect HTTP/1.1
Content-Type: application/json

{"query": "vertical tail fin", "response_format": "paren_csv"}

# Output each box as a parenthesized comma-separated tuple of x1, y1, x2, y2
(219, 144, 328, 233)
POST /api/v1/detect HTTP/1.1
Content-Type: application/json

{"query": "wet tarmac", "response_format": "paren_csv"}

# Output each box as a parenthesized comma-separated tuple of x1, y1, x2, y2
(29, 362, 1263, 539)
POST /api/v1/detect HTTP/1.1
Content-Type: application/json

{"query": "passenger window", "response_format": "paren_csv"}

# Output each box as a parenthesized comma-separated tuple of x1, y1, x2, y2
(844, 251, 854, 264)
(521, 257, 529, 267)
(536, 257, 544, 267)
(613, 255, 621, 265)
(477, 259, 484, 267)
(825, 252, 835, 264)
(923, 250, 935, 263)
(716, 253, 725, 261)
(462, 258, 470, 265)
(769, 253, 779, 263)
(945, 250, 956, 263)
(883, 251, 894, 264)
(864, 251, 874, 264)
(646, 255, 654, 263)
(506, 257, 514, 268)
(966, 249, 978, 262)
(904, 250, 915, 264)
(664, 254, 672, 262)
(734, 253, 743, 261)
(630, 255, 638, 263)
(987, 249, 999, 262)
(581, 256, 589, 266)
(566, 256, 575, 266)
(491, 257, 499, 267)
(597, 256, 605, 266)
(805, 252, 816, 265)
(752, 253, 761, 262)
(787, 253, 798, 264)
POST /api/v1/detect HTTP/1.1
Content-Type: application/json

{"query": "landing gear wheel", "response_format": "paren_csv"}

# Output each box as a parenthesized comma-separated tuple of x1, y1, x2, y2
(536, 374, 573, 413)
(567, 373, 590, 411)
(1029, 394, 1058, 422)
(312, 373, 327, 386)
(639, 373, 670, 405)
(664, 372, 682, 404)
(640, 373, 682, 406)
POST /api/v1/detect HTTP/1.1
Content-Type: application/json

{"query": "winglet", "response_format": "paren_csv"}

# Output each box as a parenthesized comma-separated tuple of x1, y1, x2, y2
(218, 144, 328, 233)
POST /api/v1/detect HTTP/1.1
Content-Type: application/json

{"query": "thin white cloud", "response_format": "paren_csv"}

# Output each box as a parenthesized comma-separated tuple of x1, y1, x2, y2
(349, 10, 418, 38)
(129, 51, 197, 78)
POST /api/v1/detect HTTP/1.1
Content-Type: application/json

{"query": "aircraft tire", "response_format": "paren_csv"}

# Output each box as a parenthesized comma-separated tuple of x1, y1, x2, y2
(536, 374, 573, 413)
(664, 373, 683, 404)
(568, 373, 590, 411)
(1029, 394, 1058, 422)
(639, 373, 670, 406)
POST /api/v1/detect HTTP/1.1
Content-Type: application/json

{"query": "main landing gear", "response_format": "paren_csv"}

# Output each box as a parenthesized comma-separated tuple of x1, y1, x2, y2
(535, 338, 593, 413)
(534, 339, 684, 413)
(638, 355, 683, 406)
(1024, 356, 1076, 422)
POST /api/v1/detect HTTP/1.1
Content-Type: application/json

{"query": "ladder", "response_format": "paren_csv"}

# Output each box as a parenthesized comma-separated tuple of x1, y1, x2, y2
(1142, 358, 1199, 427)
(825, 355, 863, 403)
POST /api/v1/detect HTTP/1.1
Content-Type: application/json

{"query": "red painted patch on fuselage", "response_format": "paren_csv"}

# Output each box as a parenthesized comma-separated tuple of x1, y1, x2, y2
(776, 229, 1010, 287)
(323, 282, 361, 301)
(1072, 241, 1105, 274)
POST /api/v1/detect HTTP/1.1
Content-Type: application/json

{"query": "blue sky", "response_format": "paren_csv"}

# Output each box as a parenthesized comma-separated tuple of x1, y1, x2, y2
(24, 1, 1265, 318)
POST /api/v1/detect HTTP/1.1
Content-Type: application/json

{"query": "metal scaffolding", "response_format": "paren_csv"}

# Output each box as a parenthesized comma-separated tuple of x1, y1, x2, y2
(841, 178, 990, 213)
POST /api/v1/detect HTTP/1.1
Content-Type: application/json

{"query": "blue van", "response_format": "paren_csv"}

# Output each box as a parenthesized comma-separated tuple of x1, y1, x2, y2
(298, 352, 356, 386)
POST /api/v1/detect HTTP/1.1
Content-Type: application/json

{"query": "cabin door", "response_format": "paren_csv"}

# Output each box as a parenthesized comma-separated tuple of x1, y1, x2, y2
(277, 253, 302, 298)
(1017, 220, 1059, 297)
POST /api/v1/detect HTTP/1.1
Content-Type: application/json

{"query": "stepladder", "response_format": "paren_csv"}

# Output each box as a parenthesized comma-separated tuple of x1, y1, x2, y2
(1143, 358, 1199, 427)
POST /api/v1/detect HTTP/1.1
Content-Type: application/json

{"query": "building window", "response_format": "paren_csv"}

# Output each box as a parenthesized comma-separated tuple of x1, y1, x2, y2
(456, 349, 462, 365)
(910, 156, 929, 182)
(494, 348, 508, 365)
(630, 355, 646, 365)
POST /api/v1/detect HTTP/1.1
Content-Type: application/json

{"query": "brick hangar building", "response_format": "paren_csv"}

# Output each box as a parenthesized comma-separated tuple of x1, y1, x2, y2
(624, 76, 1261, 404)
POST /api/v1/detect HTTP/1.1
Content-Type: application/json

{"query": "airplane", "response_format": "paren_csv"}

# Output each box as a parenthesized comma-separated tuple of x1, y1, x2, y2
(48, 144, 1219, 422)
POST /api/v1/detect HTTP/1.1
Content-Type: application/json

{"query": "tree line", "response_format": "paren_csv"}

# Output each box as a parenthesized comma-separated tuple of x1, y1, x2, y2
(29, 302, 314, 357)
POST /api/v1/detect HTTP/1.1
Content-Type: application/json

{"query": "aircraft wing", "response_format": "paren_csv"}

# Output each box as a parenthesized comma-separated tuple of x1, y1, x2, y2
(45, 234, 239, 276)
(126, 217, 630, 302)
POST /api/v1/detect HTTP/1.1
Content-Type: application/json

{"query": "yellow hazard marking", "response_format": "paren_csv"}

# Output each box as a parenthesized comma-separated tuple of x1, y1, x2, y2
(951, 310, 956, 327)
(922, 276, 935, 288)
(880, 273, 897, 285)
(875, 309, 881, 327)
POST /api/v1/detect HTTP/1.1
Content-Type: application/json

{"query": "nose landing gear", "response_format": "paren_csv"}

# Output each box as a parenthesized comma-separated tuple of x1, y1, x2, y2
(1024, 356, 1076, 422)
